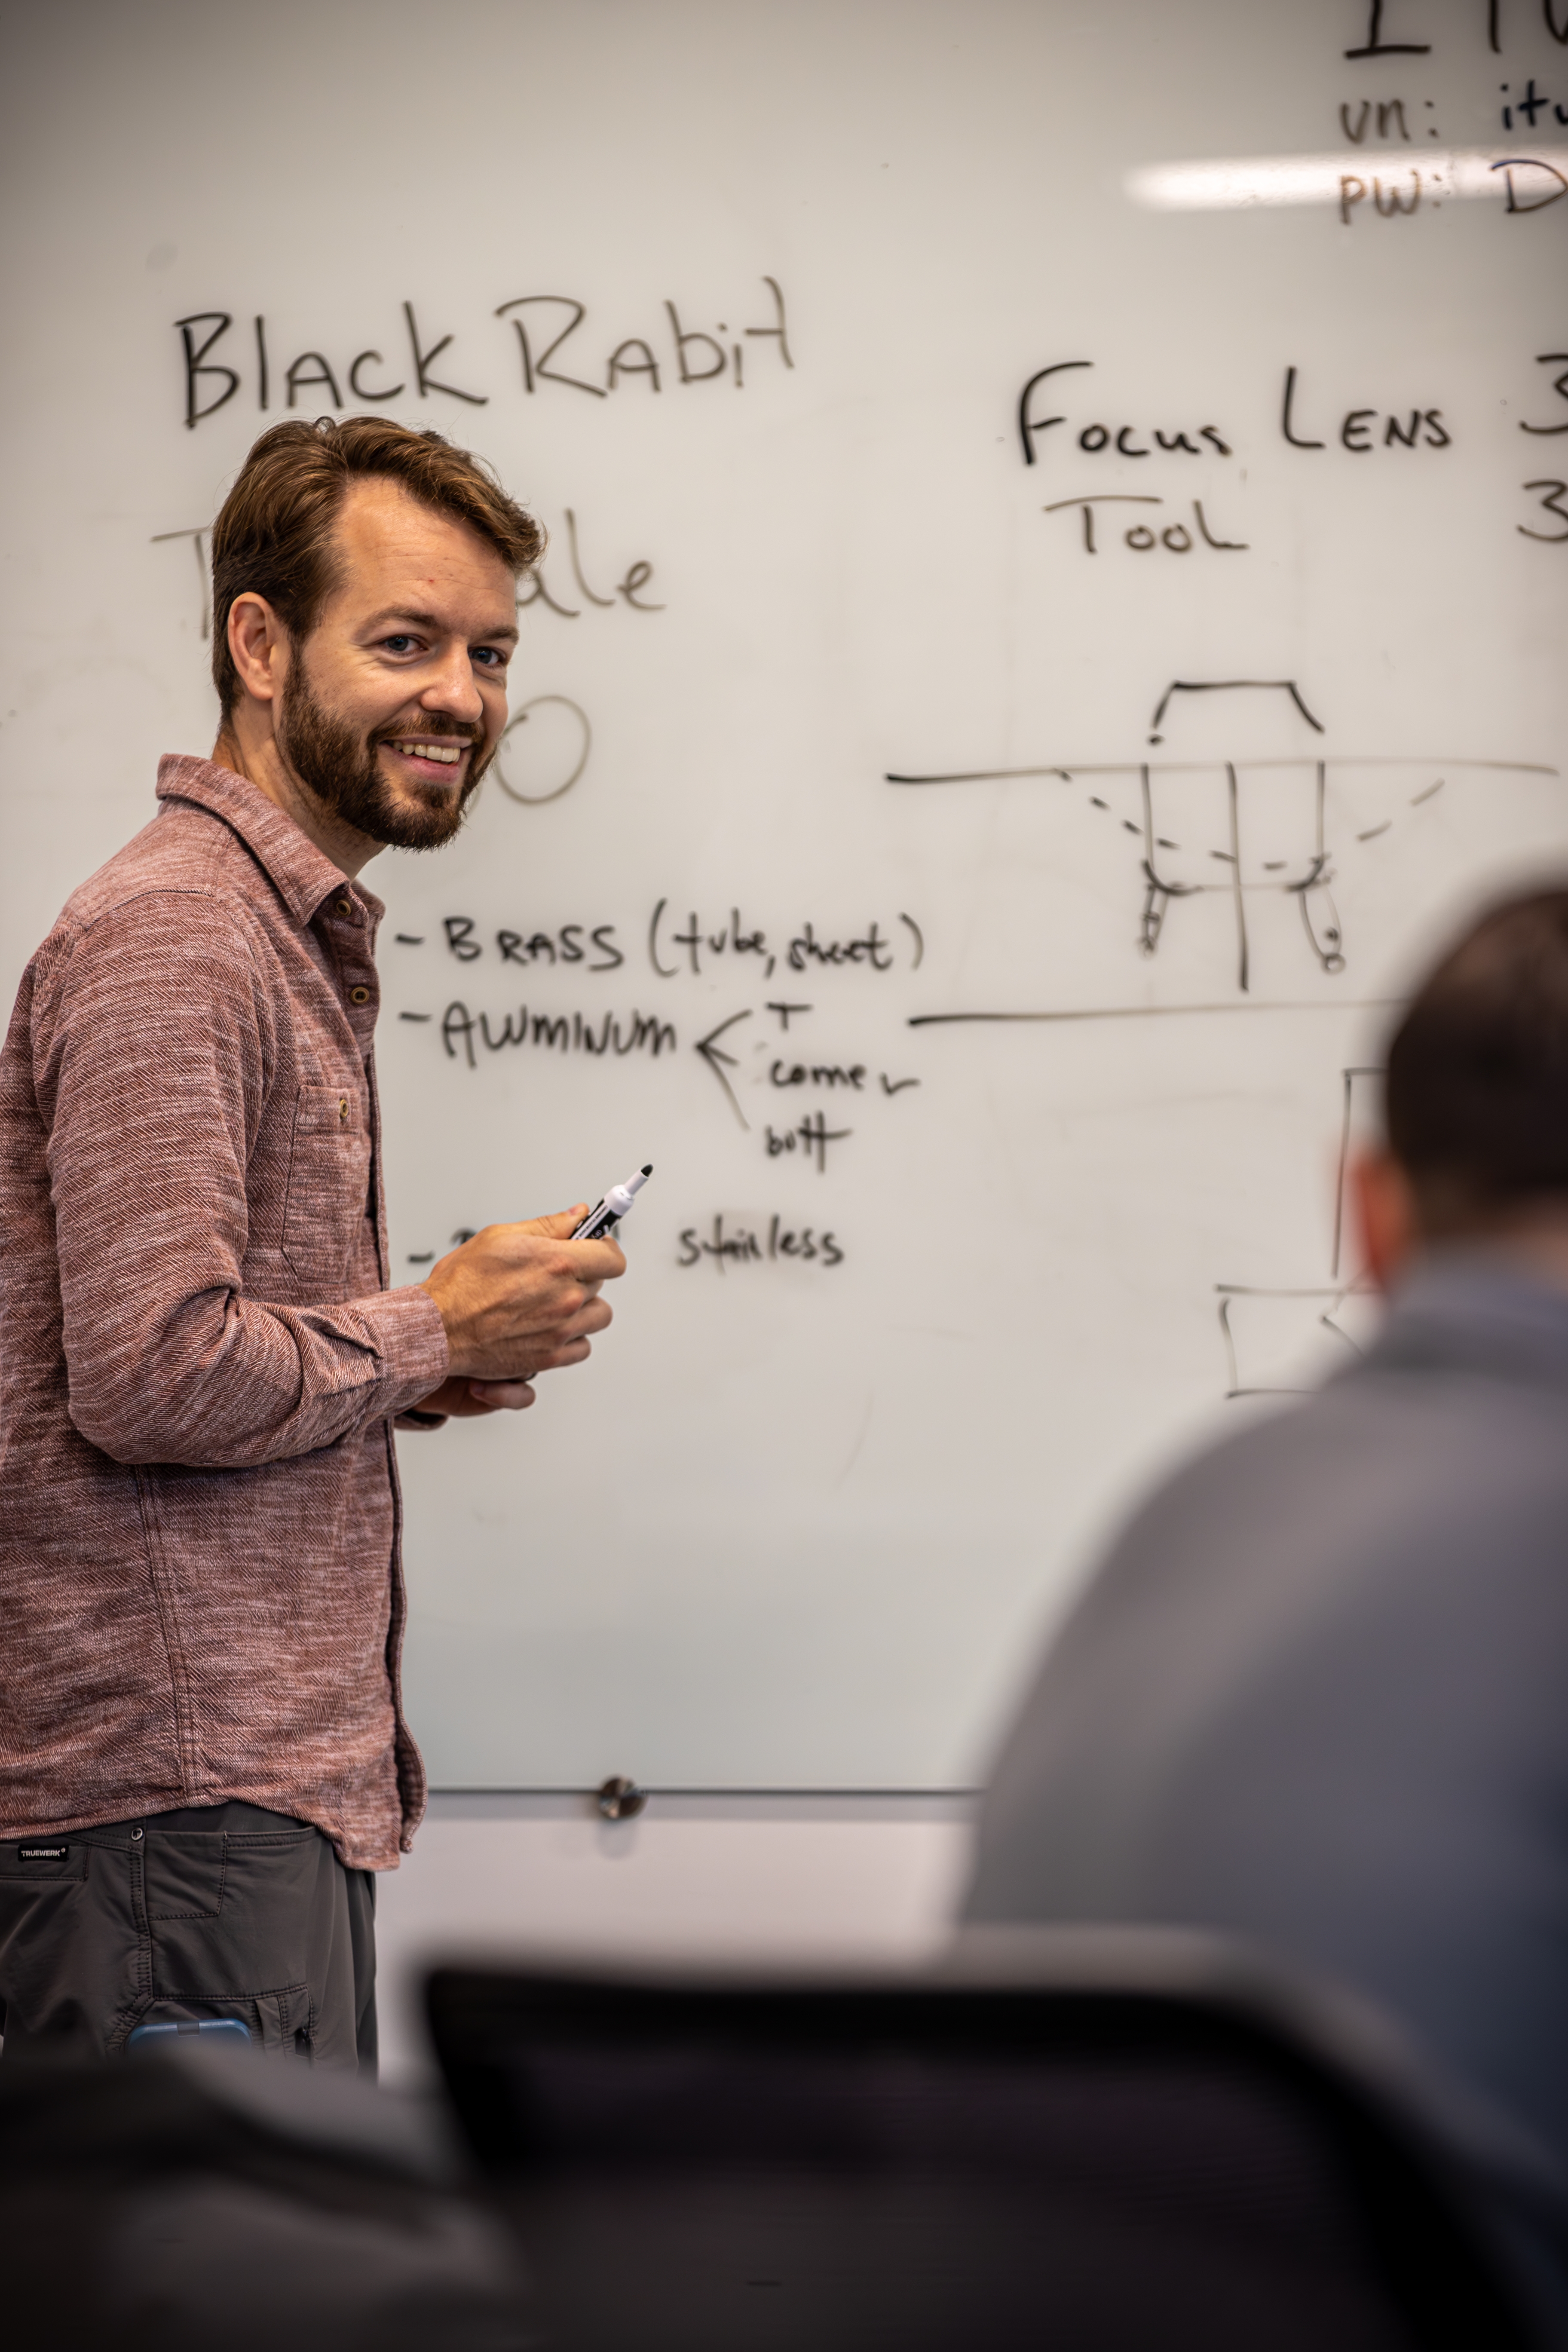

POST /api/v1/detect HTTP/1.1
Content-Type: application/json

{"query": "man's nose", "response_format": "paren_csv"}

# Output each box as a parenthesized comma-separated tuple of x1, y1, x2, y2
(419, 643, 485, 726)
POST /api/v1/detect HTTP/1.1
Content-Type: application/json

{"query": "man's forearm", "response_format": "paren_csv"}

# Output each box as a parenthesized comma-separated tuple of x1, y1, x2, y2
(64, 1283, 449, 1468)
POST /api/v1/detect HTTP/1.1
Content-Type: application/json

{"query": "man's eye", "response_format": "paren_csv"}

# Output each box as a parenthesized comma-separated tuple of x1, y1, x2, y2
(475, 646, 509, 669)
(382, 634, 417, 654)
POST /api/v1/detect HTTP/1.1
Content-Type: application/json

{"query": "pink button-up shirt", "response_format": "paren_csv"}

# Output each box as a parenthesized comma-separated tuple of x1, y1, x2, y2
(0, 757, 452, 1868)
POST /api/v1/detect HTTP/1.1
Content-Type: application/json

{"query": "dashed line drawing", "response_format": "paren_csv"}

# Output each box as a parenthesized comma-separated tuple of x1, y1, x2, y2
(1136, 753, 1341, 990)
(888, 679, 1558, 993)
(1217, 1065, 1382, 1398)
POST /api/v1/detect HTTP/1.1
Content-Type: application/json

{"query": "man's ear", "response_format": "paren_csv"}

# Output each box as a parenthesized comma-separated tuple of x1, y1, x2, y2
(1351, 1148, 1420, 1292)
(226, 592, 288, 708)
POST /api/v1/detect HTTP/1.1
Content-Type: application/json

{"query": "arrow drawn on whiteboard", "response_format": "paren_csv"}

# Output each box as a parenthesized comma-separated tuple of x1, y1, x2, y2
(695, 1009, 752, 1129)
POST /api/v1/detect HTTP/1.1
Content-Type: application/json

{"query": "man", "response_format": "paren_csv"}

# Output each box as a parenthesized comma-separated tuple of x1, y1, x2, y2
(966, 889, 1568, 2181)
(0, 416, 625, 2068)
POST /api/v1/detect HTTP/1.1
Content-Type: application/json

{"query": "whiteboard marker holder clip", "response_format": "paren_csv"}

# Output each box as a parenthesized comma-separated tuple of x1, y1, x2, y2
(595, 1775, 647, 1821)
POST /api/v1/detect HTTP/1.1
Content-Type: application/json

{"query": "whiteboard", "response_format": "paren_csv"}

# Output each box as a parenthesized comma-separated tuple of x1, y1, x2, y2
(4, 0, 1567, 1789)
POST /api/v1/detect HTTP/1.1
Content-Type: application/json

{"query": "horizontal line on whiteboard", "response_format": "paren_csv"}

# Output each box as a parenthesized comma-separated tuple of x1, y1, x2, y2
(909, 1000, 1400, 1028)
(1216, 1284, 1369, 1298)
(886, 758, 1559, 785)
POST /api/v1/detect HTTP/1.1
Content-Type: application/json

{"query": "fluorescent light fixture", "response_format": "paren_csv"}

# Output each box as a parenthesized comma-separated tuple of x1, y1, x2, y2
(1127, 148, 1568, 213)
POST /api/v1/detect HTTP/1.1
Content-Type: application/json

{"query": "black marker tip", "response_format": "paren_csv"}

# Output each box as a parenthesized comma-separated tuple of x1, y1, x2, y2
(641, 1162, 653, 1175)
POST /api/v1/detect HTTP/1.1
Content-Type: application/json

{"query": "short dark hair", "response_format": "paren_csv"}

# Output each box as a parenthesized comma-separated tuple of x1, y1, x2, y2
(209, 416, 542, 714)
(1386, 889, 1568, 1231)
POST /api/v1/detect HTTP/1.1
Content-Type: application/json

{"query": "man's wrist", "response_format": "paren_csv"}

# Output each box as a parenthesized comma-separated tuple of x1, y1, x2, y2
(356, 1284, 452, 1417)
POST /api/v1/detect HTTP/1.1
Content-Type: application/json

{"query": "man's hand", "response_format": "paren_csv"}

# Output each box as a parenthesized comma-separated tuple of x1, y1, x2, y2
(413, 1374, 539, 1419)
(419, 1206, 626, 1386)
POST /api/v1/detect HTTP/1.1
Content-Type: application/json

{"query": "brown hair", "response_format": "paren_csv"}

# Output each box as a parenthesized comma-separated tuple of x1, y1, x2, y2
(1386, 889, 1568, 1231)
(209, 416, 542, 713)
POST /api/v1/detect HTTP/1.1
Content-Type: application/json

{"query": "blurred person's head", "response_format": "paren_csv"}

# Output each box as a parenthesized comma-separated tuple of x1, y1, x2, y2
(1355, 889, 1568, 1287)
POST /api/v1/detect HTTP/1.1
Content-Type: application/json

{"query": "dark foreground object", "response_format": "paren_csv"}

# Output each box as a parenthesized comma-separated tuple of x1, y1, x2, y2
(429, 1933, 1565, 2352)
(0, 2041, 528, 2350)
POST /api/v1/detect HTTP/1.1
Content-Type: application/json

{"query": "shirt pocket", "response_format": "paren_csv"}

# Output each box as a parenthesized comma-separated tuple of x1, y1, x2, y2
(279, 1083, 371, 1298)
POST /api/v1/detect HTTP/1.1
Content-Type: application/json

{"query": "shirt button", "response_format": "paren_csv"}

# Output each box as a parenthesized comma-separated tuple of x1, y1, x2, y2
(350, 986, 371, 1004)
(130, 1827, 144, 1843)
(335, 898, 353, 919)
(339, 1098, 350, 1124)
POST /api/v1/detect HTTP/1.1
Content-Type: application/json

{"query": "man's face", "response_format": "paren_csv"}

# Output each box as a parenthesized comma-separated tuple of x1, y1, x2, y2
(276, 477, 518, 851)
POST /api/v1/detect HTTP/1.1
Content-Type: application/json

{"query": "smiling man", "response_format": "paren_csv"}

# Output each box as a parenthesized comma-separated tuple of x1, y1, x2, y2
(0, 418, 625, 2069)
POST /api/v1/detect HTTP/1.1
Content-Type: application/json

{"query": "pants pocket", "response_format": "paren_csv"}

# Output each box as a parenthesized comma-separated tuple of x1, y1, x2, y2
(144, 1833, 227, 1919)
(150, 1831, 334, 2040)
(129, 1988, 309, 2055)
(0, 1841, 87, 1883)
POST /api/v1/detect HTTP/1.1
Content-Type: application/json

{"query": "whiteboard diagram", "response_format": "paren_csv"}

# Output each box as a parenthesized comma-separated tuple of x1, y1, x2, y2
(889, 679, 1558, 992)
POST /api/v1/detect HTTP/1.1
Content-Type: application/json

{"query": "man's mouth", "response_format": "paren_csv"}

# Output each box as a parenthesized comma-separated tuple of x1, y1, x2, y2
(383, 737, 471, 774)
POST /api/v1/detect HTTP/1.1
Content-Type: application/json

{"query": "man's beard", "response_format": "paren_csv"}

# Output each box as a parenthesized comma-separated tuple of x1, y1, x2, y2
(277, 660, 490, 851)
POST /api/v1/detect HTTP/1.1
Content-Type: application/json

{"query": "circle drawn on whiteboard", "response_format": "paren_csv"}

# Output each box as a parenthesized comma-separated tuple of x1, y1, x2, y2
(495, 695, 591, 805)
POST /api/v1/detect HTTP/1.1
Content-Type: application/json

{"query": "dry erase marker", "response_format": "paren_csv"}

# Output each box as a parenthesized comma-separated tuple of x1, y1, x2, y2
(573, 1164, 653, 1241)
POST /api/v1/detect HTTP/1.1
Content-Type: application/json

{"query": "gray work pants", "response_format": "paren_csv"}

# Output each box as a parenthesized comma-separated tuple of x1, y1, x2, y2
(0, 1801, 376, 2071)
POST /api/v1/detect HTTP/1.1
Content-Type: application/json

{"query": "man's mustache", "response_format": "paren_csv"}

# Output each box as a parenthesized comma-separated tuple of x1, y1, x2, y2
(372, 719, 485, 747)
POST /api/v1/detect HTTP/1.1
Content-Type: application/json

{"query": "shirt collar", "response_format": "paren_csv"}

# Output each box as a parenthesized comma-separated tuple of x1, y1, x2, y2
(1360, 1251, 1568, 1390)
(155, 755, 385, 928)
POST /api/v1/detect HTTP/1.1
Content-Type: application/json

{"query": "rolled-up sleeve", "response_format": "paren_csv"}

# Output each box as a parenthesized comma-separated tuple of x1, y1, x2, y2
(34, 892, 449, 1469)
